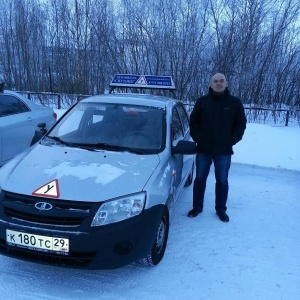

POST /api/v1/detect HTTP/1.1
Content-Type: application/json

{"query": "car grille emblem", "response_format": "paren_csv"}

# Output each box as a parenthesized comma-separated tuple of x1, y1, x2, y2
(35, 202, 53, 211)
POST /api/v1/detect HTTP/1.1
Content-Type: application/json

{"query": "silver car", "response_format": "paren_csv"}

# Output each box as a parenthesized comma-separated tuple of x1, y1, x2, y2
(0, 89, 57, 166)
(0, 76, 195, 269)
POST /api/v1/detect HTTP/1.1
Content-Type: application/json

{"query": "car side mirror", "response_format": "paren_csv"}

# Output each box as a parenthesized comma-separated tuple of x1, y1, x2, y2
(30, 122, 47, 146)
(172, 140, 196, 155)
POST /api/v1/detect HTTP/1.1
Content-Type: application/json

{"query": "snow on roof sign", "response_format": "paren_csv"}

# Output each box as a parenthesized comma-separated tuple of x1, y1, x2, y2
(110, 74, 176, 90)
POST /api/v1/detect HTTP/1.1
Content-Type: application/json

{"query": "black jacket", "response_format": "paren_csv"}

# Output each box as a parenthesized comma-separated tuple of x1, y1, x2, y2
(190, 87, 247, 155)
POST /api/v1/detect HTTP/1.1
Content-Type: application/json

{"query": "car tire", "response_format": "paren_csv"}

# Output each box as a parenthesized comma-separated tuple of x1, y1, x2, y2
(139, 206, 169, 266)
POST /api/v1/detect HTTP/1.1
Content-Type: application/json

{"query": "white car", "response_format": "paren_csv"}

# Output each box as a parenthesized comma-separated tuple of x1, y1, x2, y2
(0, 88, 57, 166)
(0, 75, 195, 269)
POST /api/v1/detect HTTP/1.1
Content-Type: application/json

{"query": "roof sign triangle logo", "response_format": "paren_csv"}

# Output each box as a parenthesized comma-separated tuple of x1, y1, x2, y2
(135, 75, 147, 85)
(32, 179, 60, 198)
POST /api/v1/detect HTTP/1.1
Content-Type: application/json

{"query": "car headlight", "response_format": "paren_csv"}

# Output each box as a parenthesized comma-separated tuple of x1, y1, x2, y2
(91, 192, 146, 226)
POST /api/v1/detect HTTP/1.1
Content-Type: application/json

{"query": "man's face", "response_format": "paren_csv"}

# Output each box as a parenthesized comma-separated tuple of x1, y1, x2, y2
(210, 74, 228, 93)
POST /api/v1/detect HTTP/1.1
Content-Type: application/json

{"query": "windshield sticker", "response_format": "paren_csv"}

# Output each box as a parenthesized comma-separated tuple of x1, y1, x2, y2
(32, 179, 60, 198)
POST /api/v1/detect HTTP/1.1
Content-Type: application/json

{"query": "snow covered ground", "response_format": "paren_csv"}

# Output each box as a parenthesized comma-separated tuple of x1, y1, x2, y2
(1, 114, 299, 300)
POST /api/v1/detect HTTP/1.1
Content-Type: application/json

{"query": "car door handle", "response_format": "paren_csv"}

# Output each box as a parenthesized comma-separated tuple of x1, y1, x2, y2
(27, 117, 33, 122)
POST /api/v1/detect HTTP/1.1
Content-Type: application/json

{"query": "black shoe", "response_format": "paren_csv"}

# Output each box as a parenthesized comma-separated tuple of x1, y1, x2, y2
(216, 212, 229, 222)
(188, 209, 202, 218)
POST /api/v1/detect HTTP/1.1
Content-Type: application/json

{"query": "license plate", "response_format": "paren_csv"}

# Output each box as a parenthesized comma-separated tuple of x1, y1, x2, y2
(6, 229, 69, 254)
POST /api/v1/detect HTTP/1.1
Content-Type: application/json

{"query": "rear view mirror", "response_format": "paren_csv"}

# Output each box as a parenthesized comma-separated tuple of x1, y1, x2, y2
(30, 123, 47, 146)
(172, 140, 196, 155)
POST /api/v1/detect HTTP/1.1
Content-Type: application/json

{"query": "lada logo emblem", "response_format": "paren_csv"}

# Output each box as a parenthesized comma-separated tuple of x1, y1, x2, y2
(35, 202, 53, 211)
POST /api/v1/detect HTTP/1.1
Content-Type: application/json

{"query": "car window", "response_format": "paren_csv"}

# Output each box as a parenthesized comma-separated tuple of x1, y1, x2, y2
(172, 107, 184, 142)
(176, 105, 189, 134)
(0, 95, 29, 117)
(47, 102, 164, 153)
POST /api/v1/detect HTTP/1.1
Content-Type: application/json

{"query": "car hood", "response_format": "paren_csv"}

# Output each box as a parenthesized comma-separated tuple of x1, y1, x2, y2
(0, 144, 160, 202)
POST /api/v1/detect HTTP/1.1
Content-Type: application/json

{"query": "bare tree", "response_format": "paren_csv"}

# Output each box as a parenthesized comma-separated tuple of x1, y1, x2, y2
(0, 0, 299, 111)
(0, 0, 47, 90)
(208, 0, 300, 107)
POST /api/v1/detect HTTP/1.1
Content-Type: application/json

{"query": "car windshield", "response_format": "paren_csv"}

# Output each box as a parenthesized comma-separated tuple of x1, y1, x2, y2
(46, 102, 165, 154)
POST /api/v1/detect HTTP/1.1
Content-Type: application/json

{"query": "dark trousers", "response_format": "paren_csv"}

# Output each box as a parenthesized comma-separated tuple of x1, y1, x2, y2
(193, 153, 231, 213)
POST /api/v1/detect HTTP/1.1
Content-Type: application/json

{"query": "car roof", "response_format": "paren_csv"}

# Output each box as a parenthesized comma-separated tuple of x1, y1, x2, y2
(1, 90, 49, 111)
(81, 93, 182, 109)
(1, 90, 33, 103)
(1, 90, 32, 105)
(2, 90, 22, 97)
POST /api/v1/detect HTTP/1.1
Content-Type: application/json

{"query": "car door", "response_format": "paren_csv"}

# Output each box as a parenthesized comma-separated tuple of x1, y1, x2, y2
(0, 94, 35, 164)
(176, 104, 194, 180)
(170, 104, 194, 195)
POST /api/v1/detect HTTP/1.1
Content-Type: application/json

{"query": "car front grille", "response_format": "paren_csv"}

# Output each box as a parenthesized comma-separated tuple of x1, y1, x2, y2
(2, 192, 99, 227)
(4, 207, 83, 226)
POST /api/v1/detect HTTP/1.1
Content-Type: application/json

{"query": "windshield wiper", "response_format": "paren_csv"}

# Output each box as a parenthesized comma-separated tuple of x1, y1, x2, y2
(45, 138, 147, 154)
(46, 136, 72, 146)
(74, 142, 147, 154)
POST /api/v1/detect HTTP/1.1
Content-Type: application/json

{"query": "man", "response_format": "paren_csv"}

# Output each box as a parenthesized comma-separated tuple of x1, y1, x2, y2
(188, 73, 246, 222)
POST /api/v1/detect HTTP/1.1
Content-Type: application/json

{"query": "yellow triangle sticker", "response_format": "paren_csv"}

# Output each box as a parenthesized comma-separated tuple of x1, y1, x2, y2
(32, 179, 60, 198)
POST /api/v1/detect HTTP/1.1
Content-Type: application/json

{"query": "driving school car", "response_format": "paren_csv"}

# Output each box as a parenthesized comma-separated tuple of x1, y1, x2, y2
(0, 74, 195, 269)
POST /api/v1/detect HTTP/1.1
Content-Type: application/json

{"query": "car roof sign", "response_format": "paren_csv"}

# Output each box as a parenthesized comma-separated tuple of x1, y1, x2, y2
(110, 74, 176, 92)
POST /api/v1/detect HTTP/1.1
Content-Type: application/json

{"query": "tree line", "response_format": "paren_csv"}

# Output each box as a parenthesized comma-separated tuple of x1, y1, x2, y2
(0, 0, 299, 109)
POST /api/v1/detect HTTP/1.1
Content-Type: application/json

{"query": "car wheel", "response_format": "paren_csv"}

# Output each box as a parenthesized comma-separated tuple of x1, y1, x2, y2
(184, 162, 194, 187)
(139, 206, 169, 266)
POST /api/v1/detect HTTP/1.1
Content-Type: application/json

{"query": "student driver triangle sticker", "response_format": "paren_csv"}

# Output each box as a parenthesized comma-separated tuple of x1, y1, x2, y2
(32, 179, 60, 198)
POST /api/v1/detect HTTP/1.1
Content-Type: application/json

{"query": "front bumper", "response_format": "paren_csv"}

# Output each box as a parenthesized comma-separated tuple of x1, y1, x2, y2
(0, 203, 165, 269)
